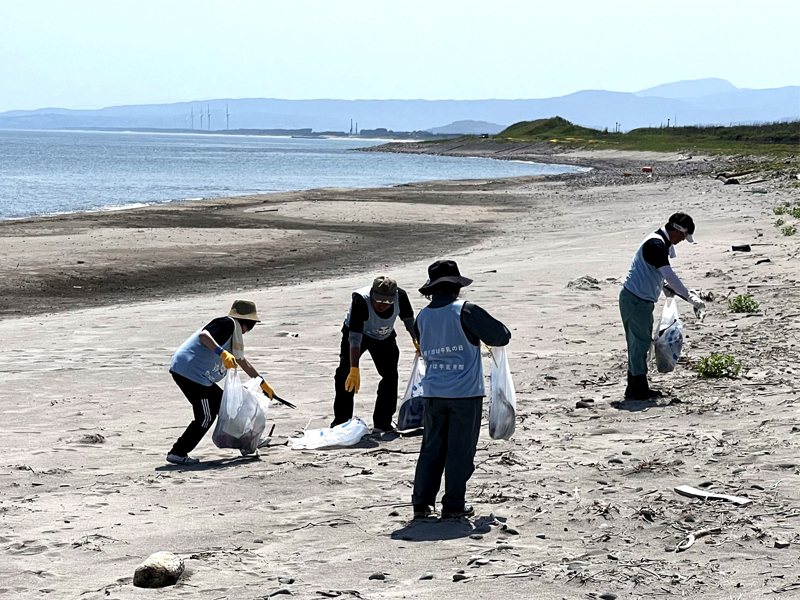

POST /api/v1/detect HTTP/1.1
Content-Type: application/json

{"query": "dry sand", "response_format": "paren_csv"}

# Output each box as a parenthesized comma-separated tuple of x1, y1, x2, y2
(1, 150, 799, 599)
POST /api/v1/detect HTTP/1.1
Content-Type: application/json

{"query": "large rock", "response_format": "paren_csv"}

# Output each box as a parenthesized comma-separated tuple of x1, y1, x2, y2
(133, 552, 185, 588)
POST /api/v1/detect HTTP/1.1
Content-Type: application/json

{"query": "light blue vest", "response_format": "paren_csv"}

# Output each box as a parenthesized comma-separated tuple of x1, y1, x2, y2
(417, 299, 484, 398)
(344, 286, 399, 340)
(170, 317, 234, 386)
(623, 231, 668, 303)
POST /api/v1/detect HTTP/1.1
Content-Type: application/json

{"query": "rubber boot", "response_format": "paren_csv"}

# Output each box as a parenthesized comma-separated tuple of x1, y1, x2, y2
(624, 371, 635, 399)
(631, 375, 663, 400)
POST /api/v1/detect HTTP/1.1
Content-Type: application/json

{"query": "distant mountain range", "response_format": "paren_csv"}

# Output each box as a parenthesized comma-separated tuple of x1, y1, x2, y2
(0, 79, 796, 133)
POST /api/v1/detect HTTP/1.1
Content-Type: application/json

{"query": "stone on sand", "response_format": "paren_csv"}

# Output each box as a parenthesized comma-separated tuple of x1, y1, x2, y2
(133, 551, 184, 588)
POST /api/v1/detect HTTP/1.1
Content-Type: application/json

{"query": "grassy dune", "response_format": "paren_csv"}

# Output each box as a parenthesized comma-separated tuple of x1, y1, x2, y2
(492, 117, 799, 156)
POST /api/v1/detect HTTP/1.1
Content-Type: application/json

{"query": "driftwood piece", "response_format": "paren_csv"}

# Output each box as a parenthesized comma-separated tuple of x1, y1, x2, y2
(674, 485, 753, 506)
(676, 527, 722, 552)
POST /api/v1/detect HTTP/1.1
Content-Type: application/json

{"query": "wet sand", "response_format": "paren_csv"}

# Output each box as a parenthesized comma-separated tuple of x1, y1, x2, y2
(1, 150, 799, 599)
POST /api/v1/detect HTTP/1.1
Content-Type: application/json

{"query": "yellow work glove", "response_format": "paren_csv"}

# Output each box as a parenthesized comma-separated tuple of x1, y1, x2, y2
(220, 350, 238, 370)
(345, 367, 360, 394)
(413, 338, 421, 355)
(260, 379, 275, 400)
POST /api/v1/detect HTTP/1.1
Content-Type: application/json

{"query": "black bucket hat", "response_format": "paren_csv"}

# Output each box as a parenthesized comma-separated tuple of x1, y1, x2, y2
(418, 260, 473, 295)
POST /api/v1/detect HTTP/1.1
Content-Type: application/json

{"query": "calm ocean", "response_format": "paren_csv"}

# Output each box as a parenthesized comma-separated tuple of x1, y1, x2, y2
(0, 129, 583, 220)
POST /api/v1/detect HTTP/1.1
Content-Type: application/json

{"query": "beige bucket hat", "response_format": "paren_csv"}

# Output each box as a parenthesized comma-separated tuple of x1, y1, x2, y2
(228, 299, 261, 322)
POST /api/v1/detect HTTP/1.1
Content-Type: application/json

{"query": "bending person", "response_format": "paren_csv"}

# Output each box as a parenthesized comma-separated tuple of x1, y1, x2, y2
(620, 212, 705, 400)
(167, 299, 275, 465)
(332, 276, 417, 433)
(411, 260, 511, 519)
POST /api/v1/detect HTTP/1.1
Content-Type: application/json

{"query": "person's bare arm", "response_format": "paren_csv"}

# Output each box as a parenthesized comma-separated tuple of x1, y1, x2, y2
(237, 357, 260, 380)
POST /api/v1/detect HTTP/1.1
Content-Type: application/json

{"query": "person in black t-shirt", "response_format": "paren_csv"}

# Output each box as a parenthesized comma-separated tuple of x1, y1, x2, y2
(332, 276, 417, 433)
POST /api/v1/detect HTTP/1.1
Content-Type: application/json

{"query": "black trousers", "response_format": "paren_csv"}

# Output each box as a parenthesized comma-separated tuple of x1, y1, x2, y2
(169, 371, 223, 457)
(411, 396, 483, 511)
(332, 330, 399, 430)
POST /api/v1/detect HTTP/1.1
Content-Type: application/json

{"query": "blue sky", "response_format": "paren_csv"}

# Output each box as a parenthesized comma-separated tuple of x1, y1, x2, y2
(0, 0, 798, 112)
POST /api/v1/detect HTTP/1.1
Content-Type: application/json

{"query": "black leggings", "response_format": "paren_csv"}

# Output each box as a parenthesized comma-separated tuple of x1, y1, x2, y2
(169, 371, 223, 456)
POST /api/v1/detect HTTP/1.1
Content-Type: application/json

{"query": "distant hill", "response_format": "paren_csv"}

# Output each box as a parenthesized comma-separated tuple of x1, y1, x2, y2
(637, 78, 738, 99)
(427, 120, 505, 135)
(1, 81, 797, 133)
(494, 116, 799, 154)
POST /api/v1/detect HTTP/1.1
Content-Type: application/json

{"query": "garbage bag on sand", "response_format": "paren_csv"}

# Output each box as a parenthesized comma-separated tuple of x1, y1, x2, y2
(212, 369, 269, 454)
(654, 297, 684, 373)
(397, 355, 425, 431)
(290, 418, 368, 450)
(488, 346, 516, 440)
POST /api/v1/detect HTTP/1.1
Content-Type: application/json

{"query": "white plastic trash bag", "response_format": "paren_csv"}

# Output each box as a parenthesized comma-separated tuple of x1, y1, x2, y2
(653, 297, 684, 373)
(397, 355, 426, 431)
(488, 346, 516, 440)
(212, 369, 270, 454)
(289, 417, 368, 450)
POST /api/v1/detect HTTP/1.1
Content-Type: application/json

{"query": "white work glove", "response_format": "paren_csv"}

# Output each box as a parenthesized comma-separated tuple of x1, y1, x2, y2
(688, 291, 706, 319)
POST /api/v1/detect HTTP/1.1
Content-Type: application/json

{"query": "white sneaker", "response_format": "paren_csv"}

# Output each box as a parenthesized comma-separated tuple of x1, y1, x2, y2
(166, 453, 199, 465)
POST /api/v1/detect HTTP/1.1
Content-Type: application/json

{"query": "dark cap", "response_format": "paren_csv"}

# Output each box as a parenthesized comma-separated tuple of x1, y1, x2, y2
(667, 212, 695, 243)
(418, 260, 473, 295)
(371, 276, 398, 303)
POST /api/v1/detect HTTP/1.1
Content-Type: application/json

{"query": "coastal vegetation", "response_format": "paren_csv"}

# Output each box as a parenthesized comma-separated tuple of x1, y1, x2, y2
(697, 354, 742, 379)
(727, 294, 759, 313)
(474, 117, 799, 156)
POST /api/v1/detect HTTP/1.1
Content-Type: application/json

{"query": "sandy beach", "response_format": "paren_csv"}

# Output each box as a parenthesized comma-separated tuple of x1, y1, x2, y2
(1, 149, 799, 599)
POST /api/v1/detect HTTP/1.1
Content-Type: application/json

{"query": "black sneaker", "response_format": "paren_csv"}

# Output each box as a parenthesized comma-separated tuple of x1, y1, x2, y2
(441, 503, 474, 519)
(413, 504, 434, 519)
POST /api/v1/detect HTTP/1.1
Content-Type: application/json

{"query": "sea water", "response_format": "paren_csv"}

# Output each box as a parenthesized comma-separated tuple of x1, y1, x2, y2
(0, 129, 584, 220)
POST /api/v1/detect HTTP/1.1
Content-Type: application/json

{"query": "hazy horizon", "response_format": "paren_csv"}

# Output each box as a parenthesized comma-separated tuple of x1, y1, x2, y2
(1, 0, 799, 113)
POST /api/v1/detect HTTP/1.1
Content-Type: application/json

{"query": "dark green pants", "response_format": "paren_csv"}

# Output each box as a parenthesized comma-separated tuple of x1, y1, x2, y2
(619, 287, 654, 376)
(411, 396, 482, 511)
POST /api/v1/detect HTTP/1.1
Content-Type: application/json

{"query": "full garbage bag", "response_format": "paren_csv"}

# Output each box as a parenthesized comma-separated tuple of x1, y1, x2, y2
(653, 297, 683, 373)
(212, 369, 270, 454)
(397, 355, 426, 431)
(290, 417, 368, 450)
(488, 346, 516, 440)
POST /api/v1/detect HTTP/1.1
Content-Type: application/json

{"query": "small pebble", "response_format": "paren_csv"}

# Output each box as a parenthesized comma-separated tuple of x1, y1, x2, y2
(368, 572, 386, 580)
(388, 510, 399, 517)
(419, 572, 434, 580)
(278, 577, 294, 585)
(774, 540, 790, 549)
(600, 594, 618, 600)
(608, 458, 623, 464)
(536, 534, 546, 539)
(607, 553, 619, 561)
(269, 590, 292, 597)
(575, 401, 592, 408)
(622, 450, 631, 456)
(452, 573, 470, 582)
(469, 534, 483, 540)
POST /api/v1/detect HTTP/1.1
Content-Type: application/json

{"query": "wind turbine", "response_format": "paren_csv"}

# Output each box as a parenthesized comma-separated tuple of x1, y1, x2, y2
(199, 107, 204, 130)
(189, 107, 194, 130)
(207, 105, 211, 131)
(226, 104, 230, 130)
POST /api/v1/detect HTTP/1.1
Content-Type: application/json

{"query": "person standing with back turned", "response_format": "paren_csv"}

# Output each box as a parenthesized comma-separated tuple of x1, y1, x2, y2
(619, 212, 706, 400)
(411, 260, 511, 519)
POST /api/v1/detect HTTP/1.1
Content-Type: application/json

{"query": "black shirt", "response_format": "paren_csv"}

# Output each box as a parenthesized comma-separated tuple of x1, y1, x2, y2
(413, 295, 511, 347)
(344, 288, 415, 334)
(641, 230, 671, 269)
(204, 317, 234, 346)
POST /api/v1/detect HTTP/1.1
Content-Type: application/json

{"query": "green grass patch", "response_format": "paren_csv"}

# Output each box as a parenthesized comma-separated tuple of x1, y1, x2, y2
(727, 294, 759, 313)
(776, 218, 786, 227)
(697, 354, 742, 379)
(773, 205, 787, 215)
(788, 207, 800, 219)
(491, 117, 800, 157)
(782, 225, 798, 236)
